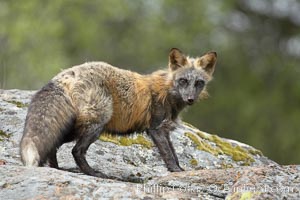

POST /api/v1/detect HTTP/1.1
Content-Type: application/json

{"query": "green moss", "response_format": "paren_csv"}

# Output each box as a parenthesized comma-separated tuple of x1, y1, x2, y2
(185, 131, 257, 165)
(0, 130, 10, 141)
(120, 135, 153, 149)
(190, 158, 198, 166)
(99, 133, 120, 145)
(196, 131, 210, 140)
(99, 133, 153, 149)
(185, 132, 221, 156)
(248, 148, 263, 156)
(182, 122, 199, 130)
(211, 134, 254, 164)
(220, 162, 233, 169)
(5, 100, 28, 108)
(119, 137, 131, 146)
(240, 191, 260, 200)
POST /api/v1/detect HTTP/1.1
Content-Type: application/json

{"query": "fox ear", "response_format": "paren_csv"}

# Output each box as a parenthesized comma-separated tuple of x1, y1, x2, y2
(198, 51, 217, 76)
(168, 48, 187, 71)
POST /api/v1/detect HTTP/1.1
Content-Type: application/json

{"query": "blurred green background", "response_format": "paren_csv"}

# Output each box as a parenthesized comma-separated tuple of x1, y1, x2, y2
(1, 0, 300, 165)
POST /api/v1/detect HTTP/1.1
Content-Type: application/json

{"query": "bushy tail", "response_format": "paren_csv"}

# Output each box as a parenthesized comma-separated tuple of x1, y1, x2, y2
(20, 82, 76, 166)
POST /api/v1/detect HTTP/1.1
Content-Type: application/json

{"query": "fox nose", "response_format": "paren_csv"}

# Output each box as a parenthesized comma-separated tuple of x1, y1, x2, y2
(187, 98, 194, 104)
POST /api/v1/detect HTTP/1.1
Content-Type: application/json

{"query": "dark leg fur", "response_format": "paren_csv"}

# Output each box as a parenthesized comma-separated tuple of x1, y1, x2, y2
(48, 149, 59, 168)
(166, 132, 182, 169)
(72, 124, 107, 178)
(148, 128, 183, 172)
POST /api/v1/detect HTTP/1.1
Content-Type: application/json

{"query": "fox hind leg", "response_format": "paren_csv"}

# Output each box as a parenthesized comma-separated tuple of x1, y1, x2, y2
(72, 123, 107, 178)
(48, 148, 59, 168)
(70, 83, 113, 177)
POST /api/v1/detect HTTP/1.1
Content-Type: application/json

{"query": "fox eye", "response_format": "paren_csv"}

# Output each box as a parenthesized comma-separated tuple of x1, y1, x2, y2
(195, 80, 205, 88)
(179, 78, 188, 86)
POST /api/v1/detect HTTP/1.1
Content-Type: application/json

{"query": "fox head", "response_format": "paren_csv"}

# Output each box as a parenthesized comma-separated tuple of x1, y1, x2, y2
(168, 48, 217, 105)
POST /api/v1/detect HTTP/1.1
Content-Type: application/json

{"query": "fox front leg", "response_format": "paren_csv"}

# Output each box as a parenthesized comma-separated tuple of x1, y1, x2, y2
(148, 125, 184, 172)
(165, 131, 183, 169)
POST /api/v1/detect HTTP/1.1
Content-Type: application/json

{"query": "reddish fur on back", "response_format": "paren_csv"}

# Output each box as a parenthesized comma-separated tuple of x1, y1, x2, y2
(105, 69, 172, 133)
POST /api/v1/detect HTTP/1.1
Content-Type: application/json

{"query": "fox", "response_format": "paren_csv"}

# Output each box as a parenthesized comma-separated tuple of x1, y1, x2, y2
(20, 48, 217, 178)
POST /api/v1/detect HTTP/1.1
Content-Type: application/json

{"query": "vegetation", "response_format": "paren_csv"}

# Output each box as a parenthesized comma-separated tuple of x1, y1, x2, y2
(99, 133, 153, 149)
(5, 100, 28, 108)
(185, 131, 256, 165)
(1, 0, 299, 164)
(0, 130, 10, 141)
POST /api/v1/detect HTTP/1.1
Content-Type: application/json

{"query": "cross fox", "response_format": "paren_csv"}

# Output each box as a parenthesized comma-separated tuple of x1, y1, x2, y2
(20, 48, 217, 177)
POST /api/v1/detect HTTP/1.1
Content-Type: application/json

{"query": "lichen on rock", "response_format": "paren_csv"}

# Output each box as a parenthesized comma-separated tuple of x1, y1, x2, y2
(227, 191, 261, 200)
(5, 100, 28, 108)
(99, 132, 153, 149)
(184, 130, 261, 166)
(189, 158, 198, 166)
(0, 130, 11, 141)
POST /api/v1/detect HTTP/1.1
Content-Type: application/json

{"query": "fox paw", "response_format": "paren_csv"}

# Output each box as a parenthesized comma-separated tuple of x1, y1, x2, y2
(168, 165, 184, 172)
